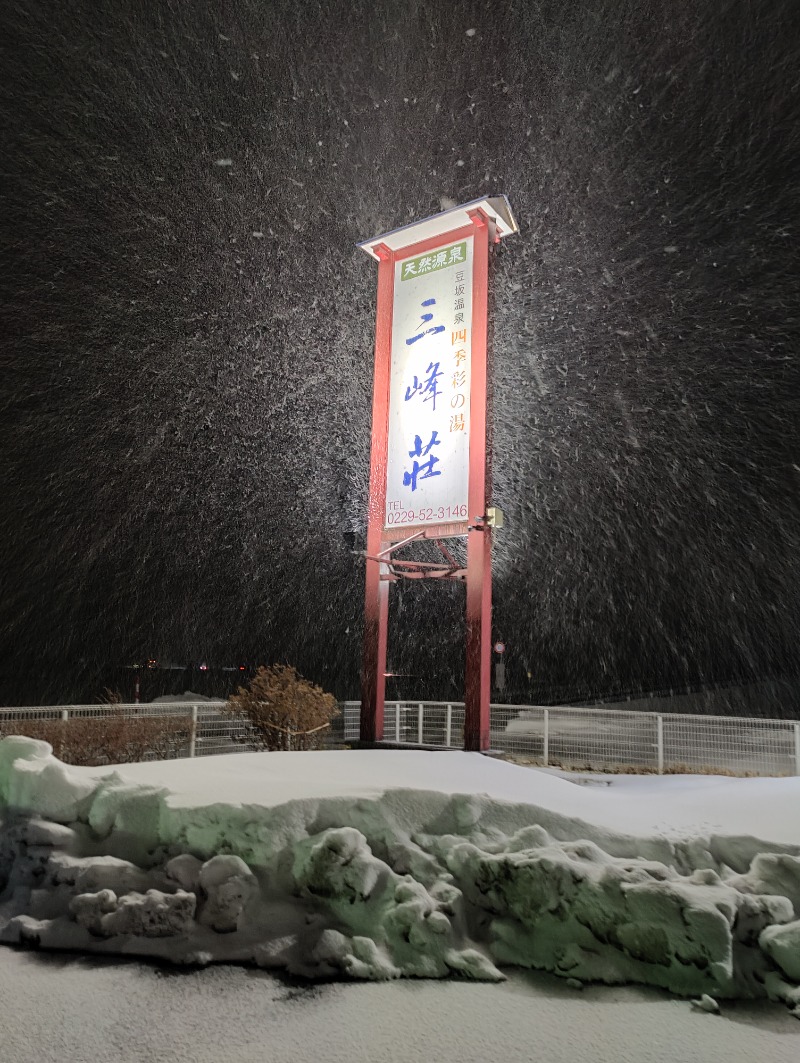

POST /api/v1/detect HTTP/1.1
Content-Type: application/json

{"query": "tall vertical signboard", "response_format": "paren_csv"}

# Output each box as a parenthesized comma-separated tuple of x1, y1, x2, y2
(358, 198, 517, 751)
(385, 237, 474, 541)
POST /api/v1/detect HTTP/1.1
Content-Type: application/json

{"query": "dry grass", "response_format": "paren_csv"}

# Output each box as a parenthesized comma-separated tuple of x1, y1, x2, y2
(500, 755, 773, 778)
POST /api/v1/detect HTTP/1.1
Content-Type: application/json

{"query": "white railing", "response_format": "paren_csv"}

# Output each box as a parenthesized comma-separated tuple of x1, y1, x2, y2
(1, 700, 798, 776)
(0, 702, 241, 760)
(340, 701, 800, 777)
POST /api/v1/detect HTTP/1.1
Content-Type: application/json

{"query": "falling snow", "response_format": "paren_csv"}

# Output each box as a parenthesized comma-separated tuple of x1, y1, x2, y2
(1, 1, 799, 708)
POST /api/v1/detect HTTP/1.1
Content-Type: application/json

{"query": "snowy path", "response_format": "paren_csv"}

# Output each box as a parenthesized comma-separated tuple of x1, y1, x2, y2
(2, 947, 798, 1063)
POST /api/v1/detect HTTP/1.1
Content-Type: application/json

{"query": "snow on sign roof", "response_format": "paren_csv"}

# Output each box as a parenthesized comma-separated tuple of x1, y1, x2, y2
(357, 195, 518, 260)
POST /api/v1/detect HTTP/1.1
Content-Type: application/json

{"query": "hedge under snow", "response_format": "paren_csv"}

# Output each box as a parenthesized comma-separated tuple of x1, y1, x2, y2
(0, 737, 799, 1015)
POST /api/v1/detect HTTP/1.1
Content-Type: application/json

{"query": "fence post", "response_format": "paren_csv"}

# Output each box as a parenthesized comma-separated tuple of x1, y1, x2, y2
(393, 702, 400, 742)
(543, 708, 549, 766)
(445, 704, 453, 747)
(657, 714, 664, 774)
(189, 705, 198, 758)
(417, 703, 424, 745)
(794, 722, 800, 777)
(59, 707, 70, 761)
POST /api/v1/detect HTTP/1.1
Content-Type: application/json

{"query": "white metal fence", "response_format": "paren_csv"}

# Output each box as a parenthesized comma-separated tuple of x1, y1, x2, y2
(0, 702, 237, 760)
(341, 700, 800, 776)
(0, 700, 798, 776)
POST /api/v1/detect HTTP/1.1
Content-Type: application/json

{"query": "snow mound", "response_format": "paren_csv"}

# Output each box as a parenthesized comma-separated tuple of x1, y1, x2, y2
(1, 737, 799, 1013)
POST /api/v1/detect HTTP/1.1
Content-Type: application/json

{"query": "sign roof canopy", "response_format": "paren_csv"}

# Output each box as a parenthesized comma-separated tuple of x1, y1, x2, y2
(357, 195, 518, 261)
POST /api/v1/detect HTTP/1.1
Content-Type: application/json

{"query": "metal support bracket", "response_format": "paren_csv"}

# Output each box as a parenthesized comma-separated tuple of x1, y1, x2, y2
(361, 534, 467, 582)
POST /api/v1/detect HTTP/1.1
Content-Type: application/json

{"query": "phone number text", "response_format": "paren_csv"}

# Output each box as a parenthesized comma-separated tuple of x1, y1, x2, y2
(386, 504, 468, 525)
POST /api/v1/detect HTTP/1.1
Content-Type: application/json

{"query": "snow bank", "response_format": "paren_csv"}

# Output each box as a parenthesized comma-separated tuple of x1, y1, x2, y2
(1, 737, 799, 1015)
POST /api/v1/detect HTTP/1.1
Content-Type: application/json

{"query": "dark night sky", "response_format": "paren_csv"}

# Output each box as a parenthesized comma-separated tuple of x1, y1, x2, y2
(1, 0, 799, 707)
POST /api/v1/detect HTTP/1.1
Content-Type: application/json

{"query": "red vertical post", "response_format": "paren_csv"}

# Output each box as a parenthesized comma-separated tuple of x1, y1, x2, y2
(360, 244, 394, 743)
(464, 211, 493, 751)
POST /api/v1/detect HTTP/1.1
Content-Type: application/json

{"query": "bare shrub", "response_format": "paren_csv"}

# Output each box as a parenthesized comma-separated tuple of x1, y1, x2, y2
(0, 710, 191, 766)
(97, 687, 123, 705)
(225, 665, 340, 751)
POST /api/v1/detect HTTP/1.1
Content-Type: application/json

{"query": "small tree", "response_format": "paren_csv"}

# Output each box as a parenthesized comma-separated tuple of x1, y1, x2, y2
(225, 665, 340, 751)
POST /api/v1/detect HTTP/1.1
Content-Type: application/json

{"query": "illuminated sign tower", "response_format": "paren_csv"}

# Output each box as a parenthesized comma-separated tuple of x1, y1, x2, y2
(358, 197, 518, 751)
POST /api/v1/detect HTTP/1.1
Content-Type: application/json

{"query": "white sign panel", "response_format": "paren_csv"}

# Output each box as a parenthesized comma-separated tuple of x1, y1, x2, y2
(384, 236, 474, 535)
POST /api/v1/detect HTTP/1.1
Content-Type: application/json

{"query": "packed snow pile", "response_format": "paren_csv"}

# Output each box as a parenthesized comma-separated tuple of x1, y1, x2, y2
(1, 737, 799, 1014)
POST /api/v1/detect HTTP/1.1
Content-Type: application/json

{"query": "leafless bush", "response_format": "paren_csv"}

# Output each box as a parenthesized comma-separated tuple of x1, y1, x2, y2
(97, 687, 123, 705)
(225, 665, 340, 751)
(0, 710, 192, 766)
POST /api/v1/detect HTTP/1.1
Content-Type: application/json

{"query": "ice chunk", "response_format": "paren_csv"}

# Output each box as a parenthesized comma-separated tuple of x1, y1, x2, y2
(74, 856, 153, 895)
(88, 776, 166, 852)
(444, 947, 504, 981)
(760, 920, 800, 981)
(727, 853, 800, 917)
(198, 854, 258, 932)
(344, 936, 401, 980)
(103, 889, 196, 937)
(691, 994, 720, 1013)
(293, 827, 384, 903)
(71, 888, 196, 938)
(6, 816, 79, 849)
(71, 888, 118, 933)
(165, 853, 203, 892)
(0, 737, 96, 822)
(0, 737, 52, 802)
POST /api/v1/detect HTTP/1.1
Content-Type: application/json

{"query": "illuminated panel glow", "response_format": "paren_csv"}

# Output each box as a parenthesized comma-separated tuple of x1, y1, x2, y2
(384, 236, 474, 537)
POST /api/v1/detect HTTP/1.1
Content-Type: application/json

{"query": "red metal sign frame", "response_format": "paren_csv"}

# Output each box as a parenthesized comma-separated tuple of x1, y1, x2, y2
(360, 210, 496, 751)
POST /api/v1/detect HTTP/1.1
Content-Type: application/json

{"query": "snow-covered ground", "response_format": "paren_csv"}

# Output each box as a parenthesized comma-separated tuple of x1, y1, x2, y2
(1, 736, 799, 1055)
(3, 948, 799, 1063)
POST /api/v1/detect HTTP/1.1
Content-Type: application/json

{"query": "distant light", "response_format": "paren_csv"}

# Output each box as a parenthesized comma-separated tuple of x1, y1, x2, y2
(199, 664, 209, 671)
(239, 666, 246, 671)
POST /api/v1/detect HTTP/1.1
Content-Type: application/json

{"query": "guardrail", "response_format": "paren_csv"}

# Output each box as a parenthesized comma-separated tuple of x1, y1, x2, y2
(1, 700, 798, 776)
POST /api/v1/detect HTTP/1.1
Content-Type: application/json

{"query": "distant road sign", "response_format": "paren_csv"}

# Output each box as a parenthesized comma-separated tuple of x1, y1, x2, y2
(494, 642, 505, 654)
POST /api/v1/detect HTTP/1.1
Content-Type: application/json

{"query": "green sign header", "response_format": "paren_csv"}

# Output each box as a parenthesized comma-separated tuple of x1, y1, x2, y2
(400, 241, 467, 281)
